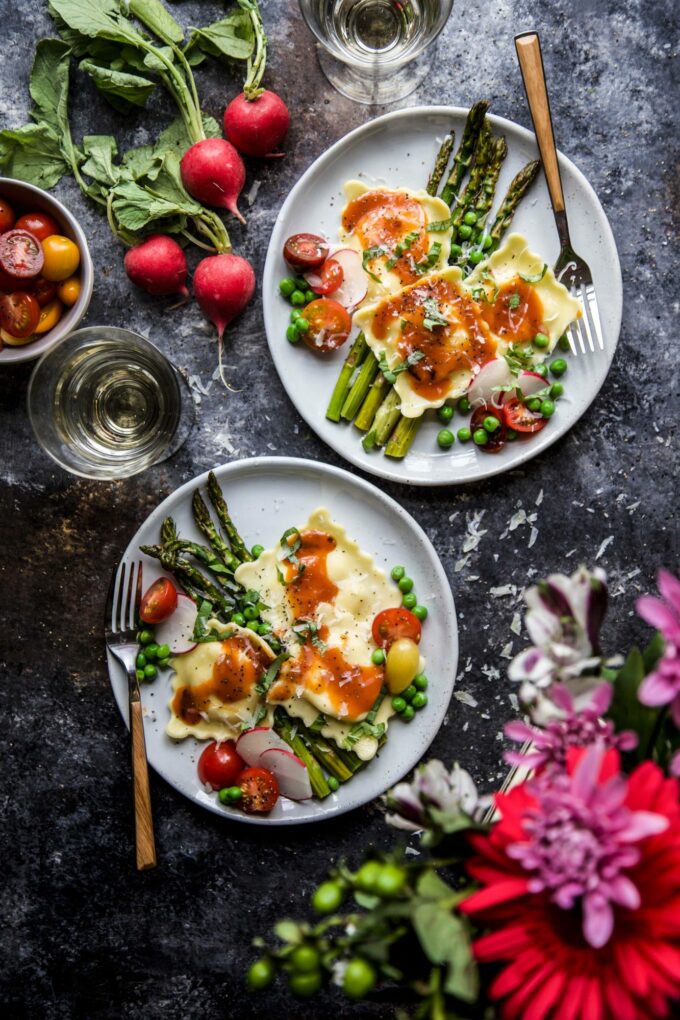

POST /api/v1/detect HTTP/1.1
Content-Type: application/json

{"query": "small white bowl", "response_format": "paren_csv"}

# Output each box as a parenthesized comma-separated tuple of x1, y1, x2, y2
(0, 178, 94, 365)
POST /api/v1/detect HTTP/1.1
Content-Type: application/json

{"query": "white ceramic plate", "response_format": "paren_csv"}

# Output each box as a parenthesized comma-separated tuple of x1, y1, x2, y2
(262, 107, 622, 486)
(107, 457, 458, 825)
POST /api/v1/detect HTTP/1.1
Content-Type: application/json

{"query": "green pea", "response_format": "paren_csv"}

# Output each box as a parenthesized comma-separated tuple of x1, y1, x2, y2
(157, 657, 170, 669)
(312, 881, 343, 914)
(219, 786, 243, 804)
(533, 363, 548, 377)
(437, 428, 455, 449)
(371, 648, 386, 665)
(291, 945, 321, 974)
(402, 592, 417, 609)
(463, 210, 478, 226)
(296, 317, 310, 334)
(143, 664, 157, 680)
(343, 958, 376, 1000)
(457, 426, 471, 443)
(242, 590, 260, 605)
(231, 612, 246, 626)
(304, 289, 316, 303)
(550, 358, 567, 377)
(402, 685, 417, 702)
(436, 404, 453, 423)
(257, 622, 272, 636)
(144, 643, 158, 660)
(481, 233, 493, 250)
(391, 565, 405, 581)
(391, 696, 407, 713)
(251, 544, 264, 558)
(279, 277, 296, 297)
(138, 629, 154, 645)
(457, 223, 472, 240)
(413, 673, 428, 690)
(246, 621, 259, 633)
(413, 605, 428, 621)
(136, 669, 145, 682)
(243, 605, 260, 621)
(294, 276, 309, 290)
(398, 576, 414, 593)
(136, 652, 147, 669)
(402, 705, 415, 721)
(327, 775, 340, 791)
(268, 637, 282, 653)
(290, 308, 302, 321)
(449, 242, 462, 259)
(469, 249, 484, 265)
(156, 644, 170, 659)
(412, 692, 428, 710)
(506, 428, 517, 441)
(247, 957, 275, 991)
(457, 397, 471, 414)
(550, 382, 564, 399)
(533, 332, 550, 349)
(558, 333, 570, 351)
(527, 397, 542, 412)
(289, 970, 322, 998)
(290, 289, 306, 306)
(483, 415, 500, 433)
(473, 428, 488, 445)
(540, 399, 555, 418)
(286, 324, 300, 344)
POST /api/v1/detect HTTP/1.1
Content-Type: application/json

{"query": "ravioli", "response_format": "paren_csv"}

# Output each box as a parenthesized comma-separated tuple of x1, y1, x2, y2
(167, 621, 274, 741)
(353, 233, 581, 418)
(340, 180, 452, 303)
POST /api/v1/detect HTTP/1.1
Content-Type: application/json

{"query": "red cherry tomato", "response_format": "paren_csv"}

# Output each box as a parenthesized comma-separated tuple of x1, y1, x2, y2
(308, 258, 344, 296)
(372, 608, 422, 649)
(31, 276, 58, 307)
(238, 767, 279, 813)
(0, 292, 40, 338)
(502, 398, 547, 435)
(0, 199, 16, 233)
(302, 297, 351, 353)
(283, 233, 329, 271)
(0, 268, 19, 293)
(0, 229, 44, 280)
(15, 211, 60, 242)
(470, 402, 508, 453)
(197, 740, 245, 790)
(139, 577, 178, 623)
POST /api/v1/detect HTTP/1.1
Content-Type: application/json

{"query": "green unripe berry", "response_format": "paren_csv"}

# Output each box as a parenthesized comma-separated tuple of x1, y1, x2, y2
(375, 863, 407, 898)
(289, 970, 322, 998)
(291, 945, 321, 974)
(247, 957, 275, 990)
(356, 860, 382, 891)
(312, 881, 343, 914)
(343, 958, 377, 1001)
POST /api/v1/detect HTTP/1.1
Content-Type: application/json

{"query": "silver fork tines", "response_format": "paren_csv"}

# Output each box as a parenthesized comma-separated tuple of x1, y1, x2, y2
(106, 559, 143, 641)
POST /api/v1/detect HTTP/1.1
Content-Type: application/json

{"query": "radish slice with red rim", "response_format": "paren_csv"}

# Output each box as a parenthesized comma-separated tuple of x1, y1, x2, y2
(467, 359, 513, 409)
(260, 748, 313, 800)
(326, 248, 367, 310)
(235, 726, 291, 767)
(153, 594, 197, 655)
(511, 370, 548, 400)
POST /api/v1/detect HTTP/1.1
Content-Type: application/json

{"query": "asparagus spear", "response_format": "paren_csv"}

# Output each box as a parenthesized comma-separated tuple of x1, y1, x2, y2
(207, 472, 252, 562)
(341, 350, 379, 421)
(385, 414, 423, 459)
(456, 136, 508, 275)
(362, 388, 401, 452)
(450, 121, 493, 235)
(426, 131, 455, 197)
(140, 544, 236, 614)
(440, 100, 490, 207)
(488, 159, 541, 248)
(326, 332, 368, 422)
(273, 709, 331, 799)
(297, 727, 356, 783)
(192, 490, 241, 571)
(354, 371, 390, 431)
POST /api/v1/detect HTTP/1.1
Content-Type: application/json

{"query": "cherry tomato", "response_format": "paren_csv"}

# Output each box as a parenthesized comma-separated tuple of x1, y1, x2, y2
(57, 275, 81, 306)
(197, 740, 245, 790)
(0, 229, 44, 279)
(139, 577, 178, 623)
(502, 397, 547, 434)
(0, 199, 16, 233)
(31, 276, 58, 307)
(0, 326, 36, 348)
(385, 637, 420, 694)
(283, 233, 329, 271)
(470, 403, 508, 452)
(35, 298, 63, 334)
(308, 258, 344, 296)
(15, 211, 60, 242)
(0, 268, 19, 293)
(41, 235, 80, 281)
(301, 298, 351, 353)
(372, 608, 422, 649)
(238, 767, 279, 813)
(0, 292, 40, 338)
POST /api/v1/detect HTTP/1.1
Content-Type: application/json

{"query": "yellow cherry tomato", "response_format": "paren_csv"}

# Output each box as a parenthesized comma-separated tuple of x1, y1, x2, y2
(1, 327, 36, 347)
(57, 275, 81, 306)
(41, 235, 81, 281)
(34, 298, 63, 334)
(385, 638, 420, 694)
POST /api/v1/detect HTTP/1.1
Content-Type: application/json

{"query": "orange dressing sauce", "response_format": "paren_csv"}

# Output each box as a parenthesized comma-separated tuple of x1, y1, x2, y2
(479, 278, 545, 343)
(171, 635, 270, 726)
(371, 277, 497, 401)
(268, 644, 383, 722)
(342, 190, 428, 285)
(283, 529, 339, 619)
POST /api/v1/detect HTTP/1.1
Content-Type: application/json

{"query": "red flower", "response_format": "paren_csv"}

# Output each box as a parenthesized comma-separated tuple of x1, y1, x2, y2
(460, 751, 680, 1020)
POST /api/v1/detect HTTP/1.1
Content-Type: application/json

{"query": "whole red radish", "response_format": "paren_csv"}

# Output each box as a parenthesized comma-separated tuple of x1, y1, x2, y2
(224, 90, 290, 157)
(193, 253, 255, 387)
(180, 139, 246, 224)
(124, 235, 188, 298)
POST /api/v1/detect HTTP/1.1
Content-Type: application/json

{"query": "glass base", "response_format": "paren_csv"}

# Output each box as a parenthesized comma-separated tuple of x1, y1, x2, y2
(316, 44, 433, 105)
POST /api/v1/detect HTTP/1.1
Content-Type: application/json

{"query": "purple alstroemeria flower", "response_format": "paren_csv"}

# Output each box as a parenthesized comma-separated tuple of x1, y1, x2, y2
(637, 570, 680, 727)
(385, 760, 485, 833)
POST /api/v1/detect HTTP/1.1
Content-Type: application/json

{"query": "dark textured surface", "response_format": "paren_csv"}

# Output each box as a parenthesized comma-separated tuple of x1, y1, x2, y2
(1, 1, 678, 1017)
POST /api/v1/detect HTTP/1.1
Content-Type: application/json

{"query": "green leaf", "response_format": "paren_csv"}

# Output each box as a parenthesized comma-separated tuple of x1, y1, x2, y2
(142, 45, 175, 73)
(274, 920, 304, 945)
(643, 631, 665, 673)
(412, 903, 478, 1003)
(416, 871, 455, 901)
(79, 59, 157, 111)
(185, 13, 254, 64)
(0, 123, 69, 188)
(144, 150, 202, 214)
(608, 646, 660, 760)
(519, 263, 548, 284)
(48, 0, 144, 48)
(128, 0, 184, 46)
(353, 890, 380, 909)
(29, 37, 72, 130)
(80, 134, 120, 185)
(121, 143, 159, 180)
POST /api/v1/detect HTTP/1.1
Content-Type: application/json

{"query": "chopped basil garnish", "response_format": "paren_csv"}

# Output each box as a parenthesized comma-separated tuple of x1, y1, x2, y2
(362, 245, 386, 283)
(280, 526, 305, 579)
(519, 264, 548, 284)
(308, 713, 327, 735)
(504, 343, 536, 376)
(345, 688, 387, 747)
(426, 215, 453, 232)
(292, 618, 327, 652)
(422, 296, 448, 330)
(508, 292, 521, 310)
(413, 242, 442, 275)
(254, 652, 290, 696)
(385, 230, 420, 270)
(378, 349, 425, 384)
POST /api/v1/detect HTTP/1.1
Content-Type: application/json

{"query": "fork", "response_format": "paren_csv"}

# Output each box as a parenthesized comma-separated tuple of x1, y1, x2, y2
(515, 32, 604, 356)
(105, 559, 157, 871)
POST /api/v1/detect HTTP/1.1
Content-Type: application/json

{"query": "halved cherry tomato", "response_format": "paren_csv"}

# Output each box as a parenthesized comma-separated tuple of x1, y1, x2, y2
(0, 199, 15, 233)
(308, 258, 344, 296)
(471, 403, 508, 452)
(15, 211, 60, 242)
(0, 292, 40, 338)
(0, 268, 19, 293)
(238, 767, 279, 813)
(502, 398, 547, 434)
(372, 608, 422, 649)
(198, 740, 245, 790)
(283, 233, 329, 271)
(31, 276, 58, 307)
(41, 235, 80, 282)
(0, 326, 36, 348)
(139, 577, 178, 623)
(0, 229, 44, 279)
(57, 275, 81, 306)
(302, 297, 351, 353)
(35, 298, 63, 334)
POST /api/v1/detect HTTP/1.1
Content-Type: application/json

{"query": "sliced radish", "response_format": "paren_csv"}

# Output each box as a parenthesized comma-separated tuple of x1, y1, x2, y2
(236, 726, 291, 767)
(260, 748, 313, 800)
(153, 594, 197, 654)
(512, 370, 547, 400)
(326, 248, 367, 310)
(467, 359, 513, 409)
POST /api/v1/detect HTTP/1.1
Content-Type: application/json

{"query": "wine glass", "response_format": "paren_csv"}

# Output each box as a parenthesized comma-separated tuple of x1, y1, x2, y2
(298, 0, 454, 105)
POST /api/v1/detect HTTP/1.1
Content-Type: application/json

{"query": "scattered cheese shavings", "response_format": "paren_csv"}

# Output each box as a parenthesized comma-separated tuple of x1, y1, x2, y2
(454, 691, 478, 708)
(501, 642, 514, 659)
(509, 693, 519, 712)
(481, 665, 501, 681)
(596, 535, 614, 560)
(490, 585, 517, 598)
(246, 179, 262, 205)
(627, 501, 641, 513)
(462, 510, 488, 553)
(627, 568, 641, 580)
(565, 548, 577, 558)
(405, 846, 421, 856)
(510, 612, 522, 636)
(528, 526, 538, 548)
(454, 555, 470, 573)
(211, 429, 238, 455)
(535, 489, 544, 506)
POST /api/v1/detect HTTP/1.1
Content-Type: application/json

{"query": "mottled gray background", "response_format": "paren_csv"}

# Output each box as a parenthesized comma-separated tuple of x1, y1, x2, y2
(1, 1, 678, 1017)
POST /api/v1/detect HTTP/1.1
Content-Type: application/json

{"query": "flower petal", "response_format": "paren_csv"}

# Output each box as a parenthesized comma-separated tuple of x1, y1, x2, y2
(583, 891, 614, 948)
(636, 595, 680, 640)
(639, 670, 678, 707)
(657, 570, 680, 615)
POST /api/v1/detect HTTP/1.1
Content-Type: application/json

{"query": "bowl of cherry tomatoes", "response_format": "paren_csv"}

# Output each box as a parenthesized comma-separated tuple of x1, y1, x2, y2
(0, 178, 93, 364)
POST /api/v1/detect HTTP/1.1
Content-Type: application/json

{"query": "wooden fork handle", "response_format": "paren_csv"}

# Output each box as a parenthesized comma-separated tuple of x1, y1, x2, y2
(515, 32, 565, 214)
(130, 696, 157, 870)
